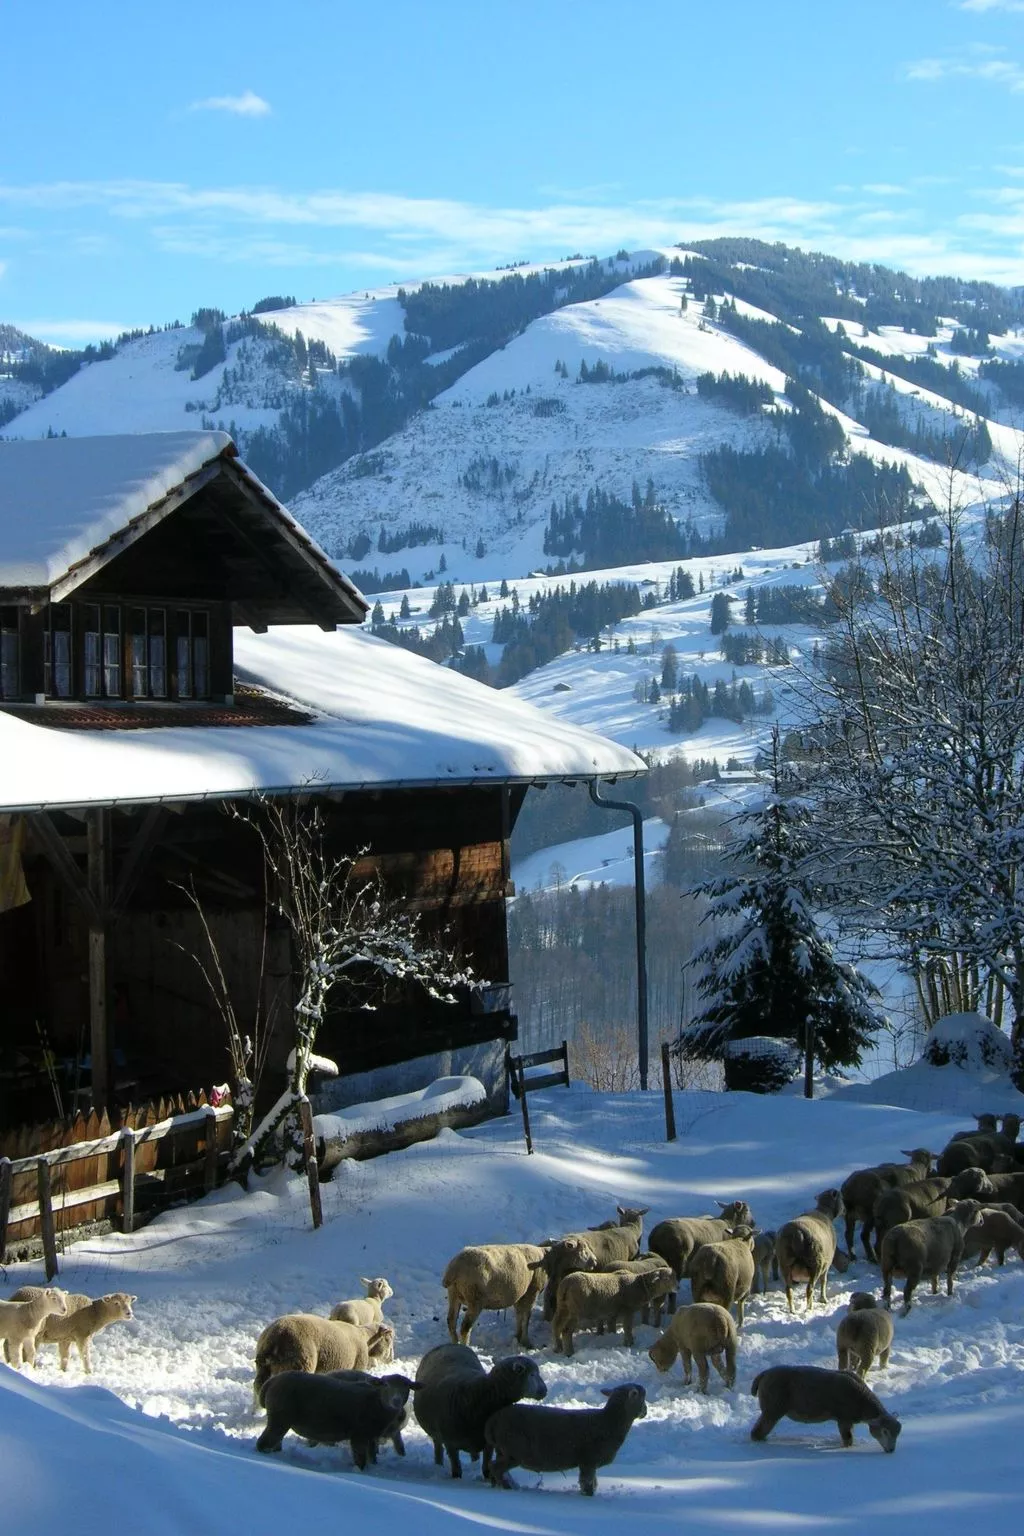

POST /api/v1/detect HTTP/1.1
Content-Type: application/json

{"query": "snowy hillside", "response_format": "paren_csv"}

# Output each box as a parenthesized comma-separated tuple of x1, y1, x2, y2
(4, 1084, 1024, 1535)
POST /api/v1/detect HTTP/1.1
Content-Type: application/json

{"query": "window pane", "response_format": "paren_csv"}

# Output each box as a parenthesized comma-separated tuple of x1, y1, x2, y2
(127, 609, 146, 697)
(175, 612, 192, 698)
(0, 631, 18, 700)
(192, 612, 209, 698)
(83, 606, 101, 696)
(103, 606, 121, 697)
(47, 605, 73, 698)
(148, 610, 166, 697)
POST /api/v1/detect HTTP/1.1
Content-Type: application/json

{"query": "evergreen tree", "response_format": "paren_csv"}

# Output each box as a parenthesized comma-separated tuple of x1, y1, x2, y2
(399, 593, 411, 620)
(710, 592, 733, 635)
(661, 644, 679, 691)
(371, 599, 385, 628)
(682, 744, 884, 1085)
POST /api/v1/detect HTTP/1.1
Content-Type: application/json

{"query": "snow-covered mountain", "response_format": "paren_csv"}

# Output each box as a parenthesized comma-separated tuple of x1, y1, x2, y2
(4, 241, 1023, 593)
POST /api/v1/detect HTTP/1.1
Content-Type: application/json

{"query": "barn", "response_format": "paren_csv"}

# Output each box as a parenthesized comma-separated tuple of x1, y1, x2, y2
(0, 431, 643, 1138)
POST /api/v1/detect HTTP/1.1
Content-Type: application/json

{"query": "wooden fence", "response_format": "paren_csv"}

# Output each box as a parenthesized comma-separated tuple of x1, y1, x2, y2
(0, 1092, 234, 1275)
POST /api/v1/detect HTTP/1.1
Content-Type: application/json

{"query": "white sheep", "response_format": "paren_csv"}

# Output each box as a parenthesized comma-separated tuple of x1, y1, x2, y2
(647, 1302, 737, 1392)
(329, 1277, 393, 1329)
(253, 1314, 393, 1402)
(775, 1188, 844, 1313)
(11, 1286, 136, 1373)
(441, 1243, 547, 1349)
(0, 1288, 68, 1367)
(835, 1292, 894, 1378)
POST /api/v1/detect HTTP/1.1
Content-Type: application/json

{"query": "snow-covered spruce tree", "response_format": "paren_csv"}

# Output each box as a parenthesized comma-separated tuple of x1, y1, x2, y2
(682, 745, 885, 1093)
(229, 796, 477, 1174)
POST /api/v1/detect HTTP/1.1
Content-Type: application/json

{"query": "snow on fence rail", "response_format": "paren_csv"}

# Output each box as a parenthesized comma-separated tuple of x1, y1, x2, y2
(0, 1098, 234, 1277)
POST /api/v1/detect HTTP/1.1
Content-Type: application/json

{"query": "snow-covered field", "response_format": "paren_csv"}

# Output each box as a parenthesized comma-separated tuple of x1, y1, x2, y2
(5, 1077, 1024, 1534)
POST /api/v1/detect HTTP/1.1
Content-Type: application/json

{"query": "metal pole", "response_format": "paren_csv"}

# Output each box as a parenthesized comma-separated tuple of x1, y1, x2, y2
(588, 780, 649, 1090)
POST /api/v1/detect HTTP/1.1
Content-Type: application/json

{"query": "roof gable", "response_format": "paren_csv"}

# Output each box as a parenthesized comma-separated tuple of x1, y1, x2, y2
(0, 431, 366, 627)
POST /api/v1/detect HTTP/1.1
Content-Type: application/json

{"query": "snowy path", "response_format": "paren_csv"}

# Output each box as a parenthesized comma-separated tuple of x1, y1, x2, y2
(3, 1087, 1024, 1532)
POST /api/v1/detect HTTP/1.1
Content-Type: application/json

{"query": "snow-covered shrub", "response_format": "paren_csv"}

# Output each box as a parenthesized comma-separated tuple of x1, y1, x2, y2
(921, 1012, 1014, 1074)
(722, 1036, 801, 1094)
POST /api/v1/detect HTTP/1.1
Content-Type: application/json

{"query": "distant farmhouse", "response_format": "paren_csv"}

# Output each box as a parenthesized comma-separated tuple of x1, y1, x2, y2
(0, 432, 642, 1134)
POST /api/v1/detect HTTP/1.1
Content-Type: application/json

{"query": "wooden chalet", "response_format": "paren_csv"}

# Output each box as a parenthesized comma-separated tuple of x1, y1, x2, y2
(0, 431, 644, 1138)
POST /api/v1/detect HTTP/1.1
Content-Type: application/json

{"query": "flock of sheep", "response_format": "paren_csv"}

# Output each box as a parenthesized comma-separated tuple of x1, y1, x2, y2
(2, 1108, 1022, 1497)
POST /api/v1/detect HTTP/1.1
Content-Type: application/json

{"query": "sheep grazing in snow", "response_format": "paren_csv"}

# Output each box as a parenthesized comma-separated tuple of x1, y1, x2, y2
(750, 1365, 901, 1452)
(253, 1314, 392, 1402)
(880, 1199, 984, 1314)
(840, 1149, 934, 1261)
(485, 1382, 648, 1497)
(775, 1189, 844, 1313)
(527, 1237, 599, 1322)
(0, 1289, 68, 1368)
(413, 1342, 547, 1479)
(602, 1253, 677, 1326)
(648, 1302, 737, 1392)
(688, 1227, 757, 1327)
(329, 1277, 393, 1330)
(873, 1169, 991, 1245)
(537, 1208, 648, 1320)
(441, 1243, 547, 1348)
(257, 1369, 415, 1469)
(835, 1292, 894, 1378)
(959, 1205, 1024, 1267)
(551, 1265, 675, 1355)
(647, 1201, 755, 1312)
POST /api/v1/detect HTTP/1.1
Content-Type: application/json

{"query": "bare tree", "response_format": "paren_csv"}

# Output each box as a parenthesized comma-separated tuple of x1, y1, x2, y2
(223, 796, 478, 1172)
(801, 477, 1024, 1076)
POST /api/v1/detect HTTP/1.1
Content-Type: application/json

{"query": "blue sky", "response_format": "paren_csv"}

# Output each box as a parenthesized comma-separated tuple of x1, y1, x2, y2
(2, 0, 1023, 345)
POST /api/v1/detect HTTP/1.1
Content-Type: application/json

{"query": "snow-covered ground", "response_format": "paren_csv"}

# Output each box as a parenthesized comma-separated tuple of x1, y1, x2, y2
(5, 1078, 1024, 1534)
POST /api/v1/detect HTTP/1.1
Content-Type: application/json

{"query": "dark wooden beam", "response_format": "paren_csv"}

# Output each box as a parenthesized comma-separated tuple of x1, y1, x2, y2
(28, 812, 103, 929)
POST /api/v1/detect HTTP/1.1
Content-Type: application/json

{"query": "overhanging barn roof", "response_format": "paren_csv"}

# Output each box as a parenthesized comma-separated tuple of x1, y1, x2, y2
(0, 625, 645, 813)
(0, 431, 367, 627)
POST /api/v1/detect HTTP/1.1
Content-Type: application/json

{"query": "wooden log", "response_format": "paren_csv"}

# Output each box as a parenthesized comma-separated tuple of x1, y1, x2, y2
(36, 1158, 58, 1280)
(120, 1128, 136, 1234)
(662, 1042, 677, 1142)
(297, 1097, 323, 1230)
(0, 1156, 11, 1262)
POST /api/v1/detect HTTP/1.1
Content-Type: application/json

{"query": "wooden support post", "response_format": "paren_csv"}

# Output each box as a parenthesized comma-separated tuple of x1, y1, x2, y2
(203, 1106, 220, 1195)
(87, 808, 112, 1113)
(515, 1060, 534, 1155)
(0, 1157, 11, 1263)
(297, 1097, 323, 1230)
(120, 1128, 136, 1234)
(36, 1158, 58, 1280)
(661, 1042, 677, 1142)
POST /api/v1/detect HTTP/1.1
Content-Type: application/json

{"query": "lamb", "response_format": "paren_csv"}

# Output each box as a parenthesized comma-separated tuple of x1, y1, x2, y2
(959, 1205, 1024, 1266)
(253, 1314, 393, 1402)
(750, 1365, 901, 1452)
(975, 1170, 1024, 1210)
(551, 1265, 676, 1355)
(537, 1208, 648, 1320)
(13, 1289, 134, 1373)
(413, 1342, 547, 1479)
(256, 1369, 415, 1469)
(648, 1302, 737, 1392)
(752, 1230, 779, 1294)
(840, 1149, 934, 1261)
(602, 1253, 676, 1326)
(0, 1288, 68, 1367)
(329, 1277, 393, 1330)
(688, 1227, 756, 1327)
(835, 1292, 894, 1378)
(526, 1237, 599, 1323)
(873, 1168, 991, 1242)
(775, 1188, 844, 1313)
(441, 1243, 547, 1348)
(647, 1200, 755, 1312)
(880, 1199, 984, 1313)
(485, 1382, 647, 1497)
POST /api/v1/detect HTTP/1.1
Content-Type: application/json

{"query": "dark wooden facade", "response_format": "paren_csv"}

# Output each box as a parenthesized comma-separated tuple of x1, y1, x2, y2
(0, 784, 526, 1134)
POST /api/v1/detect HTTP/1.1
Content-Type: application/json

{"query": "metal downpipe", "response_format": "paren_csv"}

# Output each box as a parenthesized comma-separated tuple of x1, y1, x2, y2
(588, 779, 649, 1090)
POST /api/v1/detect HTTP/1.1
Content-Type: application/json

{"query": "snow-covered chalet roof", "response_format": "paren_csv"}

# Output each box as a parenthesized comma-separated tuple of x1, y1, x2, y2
(0, 624, 645, 812)
(0, 431, 365, 623)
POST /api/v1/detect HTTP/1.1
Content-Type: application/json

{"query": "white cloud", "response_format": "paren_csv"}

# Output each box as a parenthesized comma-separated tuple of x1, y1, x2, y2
(11, 318, 133, 344)
(187, 90, 271, 117)
(905, 53, 1024, 90)
(958, 1, 1024, 13)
